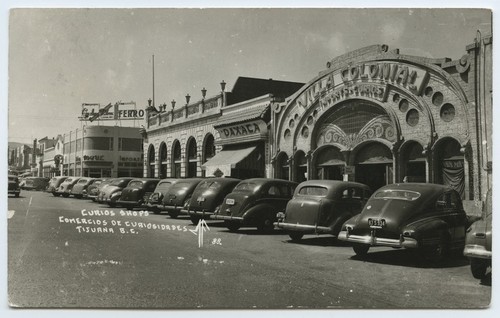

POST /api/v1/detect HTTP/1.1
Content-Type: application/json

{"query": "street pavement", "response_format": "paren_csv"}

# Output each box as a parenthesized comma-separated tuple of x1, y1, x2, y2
(8, 191, 491, 309)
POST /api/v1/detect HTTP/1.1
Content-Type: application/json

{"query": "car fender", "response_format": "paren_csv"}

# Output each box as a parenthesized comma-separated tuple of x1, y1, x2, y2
(242, 203, 277, 222)
(330, 211, 360, 235)
(404, 217, 451, 241)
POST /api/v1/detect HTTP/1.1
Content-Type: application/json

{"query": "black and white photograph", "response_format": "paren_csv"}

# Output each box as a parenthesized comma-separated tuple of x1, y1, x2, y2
(3, 0, 495, 315)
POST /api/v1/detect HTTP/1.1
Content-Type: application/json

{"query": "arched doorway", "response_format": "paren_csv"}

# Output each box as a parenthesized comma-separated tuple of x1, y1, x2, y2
(294, 151, 307, 183)
(171, 140, 182, 178)
(354, 142, 393, 191)
(276, 152, 289, 180)
(202, 134, 216, 177)
(147, 144, 155, 178)
(314, 146, 345, 181)
(186, 138, 198, 178)
(401, 141, 426, 183)
(434, 138, 465, 199)
(159, 142, 168, 179)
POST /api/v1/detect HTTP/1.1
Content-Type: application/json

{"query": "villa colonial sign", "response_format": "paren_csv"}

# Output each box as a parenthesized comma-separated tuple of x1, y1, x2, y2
(217, 119, 267, 140)
(296, 61, 429, 109)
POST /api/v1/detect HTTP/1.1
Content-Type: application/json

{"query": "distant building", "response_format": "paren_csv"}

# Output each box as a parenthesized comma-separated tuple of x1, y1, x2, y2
(61, 125, 143, 178)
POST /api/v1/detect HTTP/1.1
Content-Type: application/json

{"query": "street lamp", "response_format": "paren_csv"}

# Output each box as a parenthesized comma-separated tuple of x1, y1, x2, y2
(220, 80, 226, 92)
(201, 87, 207, 99)
(185, 94, 191, 105)
(171, 99, 176, 110)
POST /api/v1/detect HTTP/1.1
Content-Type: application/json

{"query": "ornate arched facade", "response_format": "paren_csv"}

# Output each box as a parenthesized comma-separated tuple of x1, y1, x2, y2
(274, 44, 483, 202)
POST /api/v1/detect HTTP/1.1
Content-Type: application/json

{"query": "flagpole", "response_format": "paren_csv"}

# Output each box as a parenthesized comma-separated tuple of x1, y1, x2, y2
(152, 54, 155, 107)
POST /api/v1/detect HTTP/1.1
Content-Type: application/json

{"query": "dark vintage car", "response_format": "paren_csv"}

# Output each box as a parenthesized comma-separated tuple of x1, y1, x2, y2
(47, 176, 68, 196)
(70, 177, 96, 199)
(275, 180, 371, 240)
(8, 175, 21, 197)
(55, 177, 81, 197)
(184, 177, 241, 225)
(464, 189, 492, 279)
(338, 183, 468, 259)
(87, 178, 112, 201)
(162, 178, 204, 218)
(21, 177, 50, 191)
(117, 178, 160, 209)
(97, 178, 134, 207)
(146, 178, 180, 213)
(213, 178, 298, 232)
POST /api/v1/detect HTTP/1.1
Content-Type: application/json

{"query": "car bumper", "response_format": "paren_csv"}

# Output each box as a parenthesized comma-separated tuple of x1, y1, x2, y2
(117, 200, 142, 207)
(163, 205, 183, 212)
(183, 209, 216, 217)
(274, 221, 333, 234)
(337, 230, 418, 248)
(463, 244, 492, 259)
(212, 214, 244, 221)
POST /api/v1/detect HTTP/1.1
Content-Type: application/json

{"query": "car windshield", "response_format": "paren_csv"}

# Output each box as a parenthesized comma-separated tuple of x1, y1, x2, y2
(298, 186, 328, 197)
(127, 181, 144, 188)
(233, 182, 260, 192)
(198, 181, 222, 190)
(374, 190, 421, 201)
(156, 182, 173, 192)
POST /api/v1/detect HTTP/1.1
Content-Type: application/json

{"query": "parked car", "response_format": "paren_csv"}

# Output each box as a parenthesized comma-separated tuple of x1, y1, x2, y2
(47, 176, 68, 196)
(146, 178, 180, 213)
(117, 178, 160, 209)
(338, 183, 468, 259)
(184, 177, 241, 225)
(22, 177, 50, 191)
(464, 189, 492, 279)
(214, 178, 298, 232)
(8, 175, 21, 197)
(70, 177, 96, 199)
(55, 177, 81, 197)
(97, 178, 134, 207)
(275, 180, 371, 240)
(162, 178, 204, 218)
(87, 178, 112, 201)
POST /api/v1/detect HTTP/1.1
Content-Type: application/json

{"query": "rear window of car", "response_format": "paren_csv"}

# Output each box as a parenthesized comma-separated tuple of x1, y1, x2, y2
(127, 181, 144, 188)
(110, 179, 129, 187)
(374, 190, 421, 201)
(156, 182, 173, 192)
(298, 186, 328, 197)
(233, 182, 260, 192)
(173, 182, 194, 190)
(65, 178, 73, 183)
(78, 179, 88, 184)
(198, 181, 222, 190)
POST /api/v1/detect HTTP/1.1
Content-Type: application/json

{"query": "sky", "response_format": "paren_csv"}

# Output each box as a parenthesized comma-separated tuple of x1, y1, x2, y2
(6, 5, 492, 144)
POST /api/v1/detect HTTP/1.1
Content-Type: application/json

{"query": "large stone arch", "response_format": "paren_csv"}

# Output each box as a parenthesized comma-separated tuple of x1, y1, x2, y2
(185, 136, 198, 178)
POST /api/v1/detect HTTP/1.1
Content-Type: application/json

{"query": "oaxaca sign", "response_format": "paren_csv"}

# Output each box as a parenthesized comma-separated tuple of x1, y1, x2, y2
(217, 119, 267, 140)
(295, 61, 429, 109)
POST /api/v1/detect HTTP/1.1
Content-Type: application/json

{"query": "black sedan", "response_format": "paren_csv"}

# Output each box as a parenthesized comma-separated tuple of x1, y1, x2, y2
(338, 183, 468, 260)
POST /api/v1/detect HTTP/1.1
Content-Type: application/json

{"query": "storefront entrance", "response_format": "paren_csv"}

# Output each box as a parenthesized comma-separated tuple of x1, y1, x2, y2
(354, 143, 393, 191)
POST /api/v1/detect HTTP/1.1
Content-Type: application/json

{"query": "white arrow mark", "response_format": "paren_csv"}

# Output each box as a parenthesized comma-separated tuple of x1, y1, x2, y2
(189, 219, 210, 248)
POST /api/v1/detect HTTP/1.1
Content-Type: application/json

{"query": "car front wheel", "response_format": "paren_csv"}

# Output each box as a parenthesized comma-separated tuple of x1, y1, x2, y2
(470, 258, 489, 279)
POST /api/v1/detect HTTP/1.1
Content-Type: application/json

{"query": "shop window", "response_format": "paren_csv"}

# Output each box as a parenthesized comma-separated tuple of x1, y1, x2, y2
(119, 138, 142, 151)
(172, 140, 181, 178)
(186, 138, 197, 178)
(84, 137, 114, 151)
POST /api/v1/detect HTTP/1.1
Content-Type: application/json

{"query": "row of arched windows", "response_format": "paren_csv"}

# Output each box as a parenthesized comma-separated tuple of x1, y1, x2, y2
(147, 133, 216, 178)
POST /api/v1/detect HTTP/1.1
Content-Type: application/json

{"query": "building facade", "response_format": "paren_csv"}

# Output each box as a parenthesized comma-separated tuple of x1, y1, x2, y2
(273, 36, 492, 215)
(62, 125, 143, 178)
(143, 77, 304, 179)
